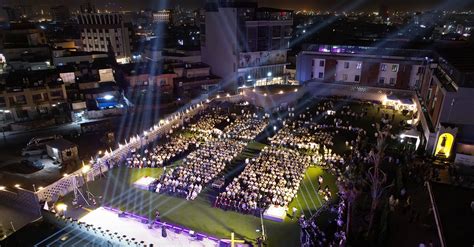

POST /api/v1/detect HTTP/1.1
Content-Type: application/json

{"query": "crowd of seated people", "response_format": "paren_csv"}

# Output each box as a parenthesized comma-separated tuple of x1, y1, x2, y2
(215, 147, 311, 214)
(155, 111, 268, 200)
(223, 113, 268, 141)
(126, 134, 199, 168)
(157, 139, 246, 200)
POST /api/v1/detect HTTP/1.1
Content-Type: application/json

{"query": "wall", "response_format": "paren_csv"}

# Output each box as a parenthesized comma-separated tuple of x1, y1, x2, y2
(201, 8, 237, 89)
(36, 102, 208, 202)
(0, 188, 40, 217)
(334, 60, 362, 83)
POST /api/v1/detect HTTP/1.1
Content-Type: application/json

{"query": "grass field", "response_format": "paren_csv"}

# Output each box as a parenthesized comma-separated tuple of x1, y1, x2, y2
(57, 100, 412, 246)
(61, 164, 337, 247)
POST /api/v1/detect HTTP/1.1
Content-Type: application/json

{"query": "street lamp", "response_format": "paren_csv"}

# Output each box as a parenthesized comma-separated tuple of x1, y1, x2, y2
(56, 203, 68, 216)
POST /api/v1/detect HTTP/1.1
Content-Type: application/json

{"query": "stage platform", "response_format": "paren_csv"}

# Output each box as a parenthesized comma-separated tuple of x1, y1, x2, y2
(133, 176, 157, 190)
(263, 205, 287, 222)
(79, 207, 218, 247)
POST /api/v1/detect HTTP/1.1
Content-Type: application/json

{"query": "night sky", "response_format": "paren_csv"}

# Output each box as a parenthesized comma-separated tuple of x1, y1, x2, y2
(1, 0, 474, 13)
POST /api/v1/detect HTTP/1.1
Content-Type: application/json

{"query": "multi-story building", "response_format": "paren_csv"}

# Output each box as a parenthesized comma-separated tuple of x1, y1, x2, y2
(0, 23, 47, 47)
(0, 70, 67, 122)
(171, 62, 221, 97)
(121, 63, 176, 95)
(50, 5, 71, 23)
(296, 43, 474, 163)
(152, 10, 172, 23)
(418, 45, 474, 162)
(77, 12, 133, 63)
(201, 0, 293, 91)
(296, 44, 431, 91)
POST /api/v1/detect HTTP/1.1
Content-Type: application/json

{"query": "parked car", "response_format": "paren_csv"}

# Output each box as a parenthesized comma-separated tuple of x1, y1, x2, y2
(21, 145, 46, 157)
(21, 159, 44, 169)
(27, 135, 62, 147)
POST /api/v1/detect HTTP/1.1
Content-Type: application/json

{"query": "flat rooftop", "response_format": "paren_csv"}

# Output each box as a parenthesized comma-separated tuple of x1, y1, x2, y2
(429, 182, 474, 247)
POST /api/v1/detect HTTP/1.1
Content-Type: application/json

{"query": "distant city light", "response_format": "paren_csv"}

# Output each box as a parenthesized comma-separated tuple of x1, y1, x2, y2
(267, 72, 272, 77)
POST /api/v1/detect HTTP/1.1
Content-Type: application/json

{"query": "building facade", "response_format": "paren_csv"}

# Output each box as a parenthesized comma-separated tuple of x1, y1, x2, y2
(77, 13, 132, 63)
(418, 47, 474, 161)
(296, 44, 431, 91)
(152, 10, 172, 23)
(296, 43, 474, 163)
(201, 1, 293, 91)
(0, 72, 67, 122)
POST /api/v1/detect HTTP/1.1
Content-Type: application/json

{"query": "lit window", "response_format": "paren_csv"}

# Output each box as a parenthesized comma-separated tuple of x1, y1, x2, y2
(391, 64, 399, 72)
(356, 62, 362, 70)
(380, 64, 387, 71)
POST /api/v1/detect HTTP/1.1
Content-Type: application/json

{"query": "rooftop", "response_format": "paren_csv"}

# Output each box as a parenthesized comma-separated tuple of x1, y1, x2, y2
(428, 182, 474, 247)
(46, 138, 77, 150)
(435, 44, 474, 73)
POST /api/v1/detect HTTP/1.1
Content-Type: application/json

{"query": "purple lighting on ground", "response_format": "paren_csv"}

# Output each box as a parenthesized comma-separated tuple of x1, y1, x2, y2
(102, 206, 221, 242)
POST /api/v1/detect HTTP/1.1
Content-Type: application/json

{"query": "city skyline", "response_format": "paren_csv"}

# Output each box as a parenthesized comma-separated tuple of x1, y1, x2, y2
(1, 0, 474, 12)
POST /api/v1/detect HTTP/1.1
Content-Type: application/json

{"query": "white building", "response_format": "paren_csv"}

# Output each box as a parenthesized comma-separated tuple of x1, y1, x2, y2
(152, 10, 171, 23)
(77, 12, 132, 63)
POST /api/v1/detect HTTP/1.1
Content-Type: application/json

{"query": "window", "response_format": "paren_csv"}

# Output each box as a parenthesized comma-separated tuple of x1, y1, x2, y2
(15, 95, 27, 104)
(355, 75, 360, 82)
(344, 62, 350, 69)
(311, 72, 314, 78)
(342, 74, 348, 81)
(32, 94, 42, 102)
(312, 60, 315, 66)
(379, 77, 385, 84)
(319, 60, 325, 67)
(389, 78, 396, 85)
(50, 91, 63, 98)
(380, 64, 387, 71)
(356, 62, 362, 70)
(391, 64, 399, 72)
(318, 72, 324, 79)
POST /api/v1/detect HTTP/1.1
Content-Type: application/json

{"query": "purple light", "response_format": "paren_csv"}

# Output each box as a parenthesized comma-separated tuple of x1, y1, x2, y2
(102, 206, 220, 242)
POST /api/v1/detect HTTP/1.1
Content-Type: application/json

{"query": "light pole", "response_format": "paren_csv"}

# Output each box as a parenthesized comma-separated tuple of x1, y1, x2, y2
(259, 210, 266, 241)
(82, 164, 94, 203)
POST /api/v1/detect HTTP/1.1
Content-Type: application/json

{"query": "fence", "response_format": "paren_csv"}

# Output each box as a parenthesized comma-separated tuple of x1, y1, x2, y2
(0, 188, 41, 218)
(36, 101, 209, 202)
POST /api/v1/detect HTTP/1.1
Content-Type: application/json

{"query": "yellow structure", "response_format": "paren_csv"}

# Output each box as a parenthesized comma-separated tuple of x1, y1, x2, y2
(434, 133, 454, 158)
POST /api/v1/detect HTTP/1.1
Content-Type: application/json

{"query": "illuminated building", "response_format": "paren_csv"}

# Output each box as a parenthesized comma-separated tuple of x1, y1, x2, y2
(297, 43, 474, 162)
(77, 12, 133, 63)
(152, 10, 172, 23)
(201, 0, 293, 91)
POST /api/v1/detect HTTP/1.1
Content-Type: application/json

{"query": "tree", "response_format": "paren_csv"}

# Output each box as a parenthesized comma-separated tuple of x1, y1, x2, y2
(365, 123, 393, 234)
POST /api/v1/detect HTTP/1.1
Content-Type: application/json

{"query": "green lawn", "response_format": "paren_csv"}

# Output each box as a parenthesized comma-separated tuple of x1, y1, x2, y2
(61, 165, 336, 247)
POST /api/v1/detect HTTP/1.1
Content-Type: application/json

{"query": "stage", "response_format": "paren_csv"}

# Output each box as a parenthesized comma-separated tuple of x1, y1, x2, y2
(133, 176, 157, 190)
(263, 205, 288, 222)
(79, 207, 218, 247)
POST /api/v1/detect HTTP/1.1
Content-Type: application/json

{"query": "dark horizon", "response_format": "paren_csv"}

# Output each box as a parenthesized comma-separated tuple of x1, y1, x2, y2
(1, 0, 474, 12)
